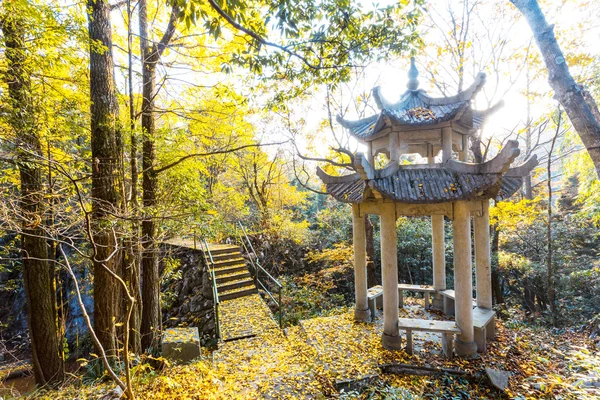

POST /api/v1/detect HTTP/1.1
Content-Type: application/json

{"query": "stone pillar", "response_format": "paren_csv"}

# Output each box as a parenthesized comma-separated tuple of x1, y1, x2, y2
(389, 132, 400, 164)
(432, 214, 446, 310)
(474, 200, 493, 310)
(452, 201, 477, 357)
(427, 144, 435, 164)
(459, 134, 469, 161)
(352, 204, 370, 322)
(442, 127, 453, 163)
(380, 203, 402, 350)
(367, 142, 374, 166)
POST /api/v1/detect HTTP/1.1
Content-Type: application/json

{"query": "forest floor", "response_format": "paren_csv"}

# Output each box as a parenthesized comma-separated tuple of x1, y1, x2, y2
(3, 297, 600, 399)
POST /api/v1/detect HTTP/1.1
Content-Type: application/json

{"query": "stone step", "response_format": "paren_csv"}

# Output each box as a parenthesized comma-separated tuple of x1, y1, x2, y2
(212, 264, 248, 276)
(217, 278, 255, 292)
(215, 271, 252, 284)
(204, 245, 242, 256)
(206, 251, 243, 262)
(219, 286, 258, 301)
(210, 257, 246, 268)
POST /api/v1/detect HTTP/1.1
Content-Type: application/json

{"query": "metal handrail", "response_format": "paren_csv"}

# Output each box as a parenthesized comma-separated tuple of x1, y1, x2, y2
(236, 222, 283, 329)
(202, 238, 221, 340)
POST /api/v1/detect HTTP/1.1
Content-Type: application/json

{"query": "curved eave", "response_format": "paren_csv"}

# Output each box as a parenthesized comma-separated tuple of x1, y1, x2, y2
(446, 140, 520, 175)
(496, 176, 524, 201)
(336, 114, 380, 140)
(326, 180, 366, 203)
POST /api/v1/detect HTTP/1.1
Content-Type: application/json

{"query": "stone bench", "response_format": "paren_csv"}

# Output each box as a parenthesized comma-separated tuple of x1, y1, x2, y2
(367, 285, 383, 321)
(398, 284, 435, 309)
(473, 307, 496, 353)
(162, 327, 201, 363)
(439, 289, 477, 316)
(398, 318, 461, 358)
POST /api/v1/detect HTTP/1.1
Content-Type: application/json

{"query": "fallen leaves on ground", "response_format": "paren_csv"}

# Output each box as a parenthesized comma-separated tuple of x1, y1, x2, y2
(30, 296, 599, 399)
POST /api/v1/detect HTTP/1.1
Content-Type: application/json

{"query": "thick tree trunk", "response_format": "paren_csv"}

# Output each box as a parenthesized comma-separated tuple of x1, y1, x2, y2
(1, 10, 64, 386)
(88, 0, 122, 357)
(511, 0, 600, 177)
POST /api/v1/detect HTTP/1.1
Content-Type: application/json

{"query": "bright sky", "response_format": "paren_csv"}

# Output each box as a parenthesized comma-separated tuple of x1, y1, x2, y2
(283, 0, 599, 166)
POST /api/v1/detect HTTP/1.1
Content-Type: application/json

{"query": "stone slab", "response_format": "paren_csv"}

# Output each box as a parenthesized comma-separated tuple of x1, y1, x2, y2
(398, 318, 461, 334)
(398, 284, 435, 293)
(473, 307, 495, 329)
(162, 327, 201, 363)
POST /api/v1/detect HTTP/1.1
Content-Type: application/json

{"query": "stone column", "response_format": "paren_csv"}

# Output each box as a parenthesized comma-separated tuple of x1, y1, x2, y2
(432, 214, 446, 310)
(475, 200, 493, 310)
(367, 142, 374, 166)
(352, 204, 370, 322)
(452, 201, 477, 357)
(459, 134, 469, 161)
(380, 203, 402, 350)
(389, 132, 400, 164)
(442, 127, 453, 163)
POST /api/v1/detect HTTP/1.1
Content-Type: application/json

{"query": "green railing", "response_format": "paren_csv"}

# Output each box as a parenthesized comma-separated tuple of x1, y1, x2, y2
(201, 237, 221, 340)
(236, 222, 284, 329)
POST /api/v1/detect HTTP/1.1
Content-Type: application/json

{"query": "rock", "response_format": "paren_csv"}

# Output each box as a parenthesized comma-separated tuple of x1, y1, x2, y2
(98, 386, 123, 400)
(486, 368, 511, 391)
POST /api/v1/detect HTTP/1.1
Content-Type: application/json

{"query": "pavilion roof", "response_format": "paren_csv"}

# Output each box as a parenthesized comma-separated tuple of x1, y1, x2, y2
(336, 58, 501, 140)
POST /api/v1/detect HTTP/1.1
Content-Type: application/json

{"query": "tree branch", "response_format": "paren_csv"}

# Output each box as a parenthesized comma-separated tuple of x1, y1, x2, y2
(154, 141, 288, 174)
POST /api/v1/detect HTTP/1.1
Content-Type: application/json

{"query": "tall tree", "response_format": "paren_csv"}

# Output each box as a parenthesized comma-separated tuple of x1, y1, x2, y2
(139, 0, 179, 351)
(510, 0, 600, 177)
(88, 0, 122, 356)
(0, 4, 64, 386)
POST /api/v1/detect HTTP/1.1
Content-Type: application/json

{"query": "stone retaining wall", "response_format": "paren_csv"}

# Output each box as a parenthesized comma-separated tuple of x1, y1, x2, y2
(160, 244, 216, 346)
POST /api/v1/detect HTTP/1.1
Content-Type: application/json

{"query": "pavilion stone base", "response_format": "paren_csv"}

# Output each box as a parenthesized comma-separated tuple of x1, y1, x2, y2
(432, 294, 444, 311)
(354, 307, 371, 322)
(454, 338, 478, 357)
(381, 333, 403, 350)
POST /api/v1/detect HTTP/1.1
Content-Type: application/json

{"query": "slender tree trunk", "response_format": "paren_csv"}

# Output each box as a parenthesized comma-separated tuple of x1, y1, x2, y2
(511, 0, 600, 177)
(139, 0, 179, 351)
(546, 108, 561, 325)
(88, 0, 122, 357)
(525, 63, 533, 199)
(491, 216, 504, 304)
(365, 216, 377, 287)
(139, 0, 161, 351)
(1, 9, 64, 386)
(126, 0, 142, 354)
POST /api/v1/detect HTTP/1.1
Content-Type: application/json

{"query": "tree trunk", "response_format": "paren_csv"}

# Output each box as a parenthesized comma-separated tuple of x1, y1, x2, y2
(88, 0, 122, 357)
(139, 0, 160, 351)
(511, 0, 600, 177)
(525, 64, 533, 199)
(1, 9, 64, 386)
(546, 108, 561, 325)
(139, 0, 179, 351)
(491, 218, 504, 304)
(126, 0, 142, 354)
(365, 215, 377, 287)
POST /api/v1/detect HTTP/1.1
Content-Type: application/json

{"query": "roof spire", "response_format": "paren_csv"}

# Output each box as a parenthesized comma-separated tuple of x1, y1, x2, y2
(407, 57, 419, 91)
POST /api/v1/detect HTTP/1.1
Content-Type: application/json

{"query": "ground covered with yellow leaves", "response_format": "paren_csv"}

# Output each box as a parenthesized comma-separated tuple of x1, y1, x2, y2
(7, 297, 600, 399)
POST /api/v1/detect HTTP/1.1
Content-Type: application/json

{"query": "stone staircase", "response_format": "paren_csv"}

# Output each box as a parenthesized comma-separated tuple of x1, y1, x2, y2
(205, 244, 258, 301)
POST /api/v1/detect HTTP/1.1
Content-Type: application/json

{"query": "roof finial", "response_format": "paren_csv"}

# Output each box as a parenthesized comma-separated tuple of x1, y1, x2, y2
(407, 57, 419, 91)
